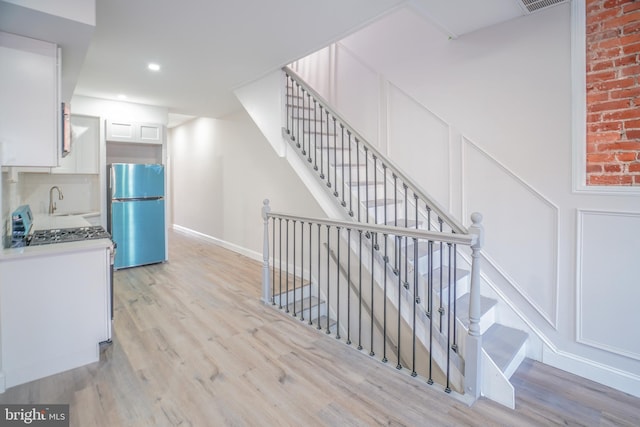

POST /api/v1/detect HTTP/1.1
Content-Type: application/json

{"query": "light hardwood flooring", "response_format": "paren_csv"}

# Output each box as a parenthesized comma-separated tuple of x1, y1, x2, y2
(1, 229, 639, 426)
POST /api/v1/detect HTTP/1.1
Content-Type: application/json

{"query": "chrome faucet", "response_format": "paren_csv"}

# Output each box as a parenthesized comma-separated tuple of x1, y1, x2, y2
(48, 186, 64, 214)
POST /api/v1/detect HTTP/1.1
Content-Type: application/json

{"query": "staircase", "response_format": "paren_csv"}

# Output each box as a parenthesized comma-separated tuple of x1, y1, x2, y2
(253, 68, 529, 408)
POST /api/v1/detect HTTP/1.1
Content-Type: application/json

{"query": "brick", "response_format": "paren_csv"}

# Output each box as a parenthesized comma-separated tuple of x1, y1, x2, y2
(588, 28, 621, 43)
(629, 162, 640, 172)
(605, 164, 623, 172)
(623, 21, 640, 35)
(589, 59, 616, 72)
(588, 8, 621, 25)
(588, 152, 617, 162)
(623, 1, 640, 13)
(604, 0, 636, 9)
(610, 87, 640, 99)
(602, 141, 640, 150)
(587, 91, 610, 103)
(588, 113, 603, 123)
(588, 175, 634, 185)
(588, 121, 623, 132)
(620, 64, 640, 76)
(598, 33, 640, 50)
(626, 129, 640, 139)
(587, 164, 603, 173)
(603, 108, 640, 120)
(587, 142, 599, 153)
(592, 77, 635, 92)
(614, 54, 639, 67)
(616, 151, 637, 161)
(602, 11, 640, 30)
(587, 99, 631, 112)
(622, 42, 640, 54)
(625, 119, 640, 129)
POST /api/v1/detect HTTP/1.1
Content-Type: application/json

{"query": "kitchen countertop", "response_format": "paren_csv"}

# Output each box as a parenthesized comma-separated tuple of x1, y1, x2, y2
(1, 214, 112, 261)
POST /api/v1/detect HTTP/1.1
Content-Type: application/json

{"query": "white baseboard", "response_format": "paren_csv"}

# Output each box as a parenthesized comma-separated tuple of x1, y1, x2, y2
(171, 224, 262, 263)
(542, 346, 640, 399)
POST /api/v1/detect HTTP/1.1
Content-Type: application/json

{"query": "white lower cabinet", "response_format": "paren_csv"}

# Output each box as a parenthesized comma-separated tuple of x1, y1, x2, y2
(0, 245, 111, 391)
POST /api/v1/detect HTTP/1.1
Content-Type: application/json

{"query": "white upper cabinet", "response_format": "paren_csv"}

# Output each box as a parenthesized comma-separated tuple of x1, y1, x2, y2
(106, 121, 164, 144)
(0, 32, 60, 167)
(53, 115, 99, 174)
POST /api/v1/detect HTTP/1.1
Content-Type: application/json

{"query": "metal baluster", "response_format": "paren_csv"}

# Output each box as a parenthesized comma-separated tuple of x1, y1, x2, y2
(294, 83, 299, 144)
(373, 155, 378, 226)
(292, 220, 297, 316)
(285, 74, 291, 135)
(340, 125, 346, 207)
(452, 243, 458, 352)
(392, 174, 398, 275)
(370, 231, 375, 357)
(306, 93, 312, 163)
(426, 205, 432, 317)
(414, 193, 420, 304)
(438, 217, 444, 333)
(308, 222, 313, 325)
(358, 229, 363, 350)
(346, 228, 352, 345)
(356, 139, 361, 222)
(312, 100, 318, 169)
(319, 105, 325, 180)
(348, 131, 353, 217)
(325, 109, 331, 186)
(445, 242, 453, 393)
(296, 90, 302, 149)
(317, 223, 321, 329)
(272, 218, 276, 305)
(326, 224, 331, 334)
(382, 232, 388, 363)
(333, 117, 338, 197)
(278, 218, 283, 309)
(300, 90, 306, 155)
(396, 235, 402, 370)
(336, 226, 341, 339)
(285, 219, 290, 312)
(300, 221, 305, 321)
(364, 146, 369, 224)
(403, 184, 409, 290)
(427, 238, 434, 385)
(412, 237, 418, 378)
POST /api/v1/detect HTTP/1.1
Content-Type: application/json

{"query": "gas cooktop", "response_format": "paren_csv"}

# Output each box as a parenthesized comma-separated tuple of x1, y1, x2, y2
(28, 225, 111, 246)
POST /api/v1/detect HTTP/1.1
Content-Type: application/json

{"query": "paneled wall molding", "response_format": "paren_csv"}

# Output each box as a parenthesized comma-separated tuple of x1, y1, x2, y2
(461, 137, 560, 328)
(576, 209, 640, 361)
(570, 0, 640, 195)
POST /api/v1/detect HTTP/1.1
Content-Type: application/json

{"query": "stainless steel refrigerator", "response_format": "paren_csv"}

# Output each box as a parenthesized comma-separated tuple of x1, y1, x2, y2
(108, 163, 166, 269)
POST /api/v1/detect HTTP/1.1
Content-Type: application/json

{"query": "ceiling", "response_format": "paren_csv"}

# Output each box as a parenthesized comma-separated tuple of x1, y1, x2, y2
(4, 0, 566, 125)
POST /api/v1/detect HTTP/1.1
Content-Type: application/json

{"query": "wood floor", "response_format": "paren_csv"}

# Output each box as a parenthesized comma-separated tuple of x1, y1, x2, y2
(1, 229, 639, 426)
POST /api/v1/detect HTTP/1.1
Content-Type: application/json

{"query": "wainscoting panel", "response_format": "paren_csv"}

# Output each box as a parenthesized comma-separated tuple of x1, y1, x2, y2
(577, 210, 640, 361)
(387, 84, 450, 210)
(334, 44, 380, 147)
(462, 139, 559, 327)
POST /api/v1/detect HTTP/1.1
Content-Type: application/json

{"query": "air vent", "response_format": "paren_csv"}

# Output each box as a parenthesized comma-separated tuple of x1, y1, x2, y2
(519, 0, 567, 13)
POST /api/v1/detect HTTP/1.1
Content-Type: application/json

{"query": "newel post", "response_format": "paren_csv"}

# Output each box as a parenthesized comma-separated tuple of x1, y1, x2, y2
(261, 199, 271, 304)
(464, 212, 484, 400)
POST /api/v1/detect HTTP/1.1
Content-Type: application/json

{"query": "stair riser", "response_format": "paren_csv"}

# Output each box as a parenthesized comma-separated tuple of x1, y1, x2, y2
(273, 285, 312, 307)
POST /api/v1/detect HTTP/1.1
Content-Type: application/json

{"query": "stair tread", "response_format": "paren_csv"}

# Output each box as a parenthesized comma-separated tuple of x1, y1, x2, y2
(315, 315, 337, 329)
(482, 324, 528, 373)
(455, 293, 498, 326)
(365, 198, 400, 207)
(282, 295, 323, 312)
(421, 267, 470, 288)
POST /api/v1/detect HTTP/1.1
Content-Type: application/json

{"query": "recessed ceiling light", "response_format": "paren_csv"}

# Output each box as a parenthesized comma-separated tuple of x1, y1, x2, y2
(148, 63, 161, 71)
(117, 94, 127, 100)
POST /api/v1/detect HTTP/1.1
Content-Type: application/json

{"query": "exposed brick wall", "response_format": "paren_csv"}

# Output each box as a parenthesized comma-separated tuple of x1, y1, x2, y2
(585, 0, 640, 185)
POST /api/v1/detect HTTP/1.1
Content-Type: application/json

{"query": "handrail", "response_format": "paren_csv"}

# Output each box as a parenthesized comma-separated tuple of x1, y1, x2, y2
(283, 65, 468, 235)
(269, 210, 475, 247)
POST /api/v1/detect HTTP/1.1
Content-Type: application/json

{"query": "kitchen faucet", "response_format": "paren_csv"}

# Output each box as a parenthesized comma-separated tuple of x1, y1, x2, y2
(48, 186, 64, 214)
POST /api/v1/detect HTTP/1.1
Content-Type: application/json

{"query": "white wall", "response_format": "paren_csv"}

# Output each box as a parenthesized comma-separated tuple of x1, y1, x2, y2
(169, 110, 324, 259)
(290, 4, 640, 396)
